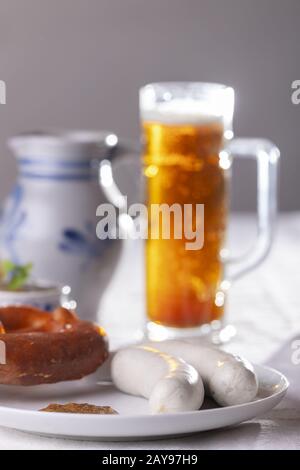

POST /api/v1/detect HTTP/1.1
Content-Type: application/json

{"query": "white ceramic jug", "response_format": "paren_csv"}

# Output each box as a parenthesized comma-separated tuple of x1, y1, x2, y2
(0, 130, 128, 320)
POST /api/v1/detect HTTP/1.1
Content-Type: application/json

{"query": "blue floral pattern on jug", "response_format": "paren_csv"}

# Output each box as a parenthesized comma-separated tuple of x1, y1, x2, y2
(0, 184, 26, 264)
(59, 221, 109, 269)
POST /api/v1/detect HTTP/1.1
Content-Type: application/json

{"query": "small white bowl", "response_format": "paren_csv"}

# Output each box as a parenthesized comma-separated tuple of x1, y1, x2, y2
(0, 281, 69, 311)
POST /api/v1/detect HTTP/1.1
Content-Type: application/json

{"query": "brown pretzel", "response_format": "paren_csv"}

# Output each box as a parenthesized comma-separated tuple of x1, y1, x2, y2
(0, 306, 108, 385)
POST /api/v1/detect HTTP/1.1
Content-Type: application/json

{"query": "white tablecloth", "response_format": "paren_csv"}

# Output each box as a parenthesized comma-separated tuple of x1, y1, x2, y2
(1, 213, 300, 449)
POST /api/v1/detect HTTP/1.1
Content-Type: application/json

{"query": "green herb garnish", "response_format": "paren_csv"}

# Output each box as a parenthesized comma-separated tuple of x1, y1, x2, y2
(0, 260, 33, 290)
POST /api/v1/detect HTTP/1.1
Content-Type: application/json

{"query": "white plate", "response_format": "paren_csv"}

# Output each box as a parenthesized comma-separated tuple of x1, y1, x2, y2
(0, 364, 288, 441)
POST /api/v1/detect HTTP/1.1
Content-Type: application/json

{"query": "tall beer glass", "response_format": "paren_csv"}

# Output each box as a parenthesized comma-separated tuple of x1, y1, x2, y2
(140, 82, 279, 341)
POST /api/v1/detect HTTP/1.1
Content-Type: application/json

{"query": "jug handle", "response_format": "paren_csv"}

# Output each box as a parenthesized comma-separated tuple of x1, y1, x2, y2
(99, 138, 140, 212)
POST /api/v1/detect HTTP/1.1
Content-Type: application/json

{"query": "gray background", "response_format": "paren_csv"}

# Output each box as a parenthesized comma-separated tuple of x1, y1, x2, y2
(0, 0, 299, 210)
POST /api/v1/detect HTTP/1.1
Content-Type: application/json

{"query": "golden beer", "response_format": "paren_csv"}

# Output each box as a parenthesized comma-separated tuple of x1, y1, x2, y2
(143, 117, 228, 328)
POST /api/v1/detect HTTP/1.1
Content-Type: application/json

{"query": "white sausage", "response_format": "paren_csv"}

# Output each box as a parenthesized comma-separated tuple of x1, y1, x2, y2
(144, 340, 258, 406)
(111, 345, 204, 413)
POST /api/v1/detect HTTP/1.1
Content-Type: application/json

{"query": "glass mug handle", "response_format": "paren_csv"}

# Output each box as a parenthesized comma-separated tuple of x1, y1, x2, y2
(226, 138, 280, 282)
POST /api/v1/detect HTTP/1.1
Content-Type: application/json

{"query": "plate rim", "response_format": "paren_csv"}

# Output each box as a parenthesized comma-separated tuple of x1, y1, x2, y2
(0, 363, 289, 422)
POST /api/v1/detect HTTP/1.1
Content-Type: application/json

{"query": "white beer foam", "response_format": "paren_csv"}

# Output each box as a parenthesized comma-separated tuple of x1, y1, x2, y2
(141, 99, 224, 125)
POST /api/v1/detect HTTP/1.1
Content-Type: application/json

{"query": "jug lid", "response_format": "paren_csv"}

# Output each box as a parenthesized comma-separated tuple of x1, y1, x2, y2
(8, 130, 119, 180)
(8, 130, 118, 160)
